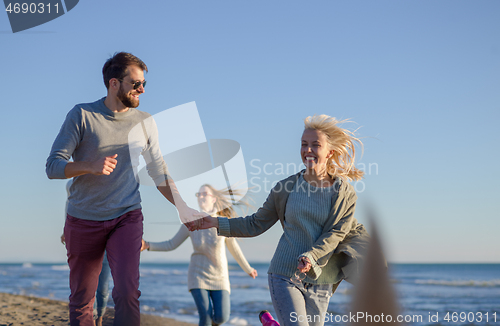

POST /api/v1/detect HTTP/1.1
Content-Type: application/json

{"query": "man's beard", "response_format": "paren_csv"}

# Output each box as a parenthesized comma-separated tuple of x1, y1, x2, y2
(117, 85, 139, 108)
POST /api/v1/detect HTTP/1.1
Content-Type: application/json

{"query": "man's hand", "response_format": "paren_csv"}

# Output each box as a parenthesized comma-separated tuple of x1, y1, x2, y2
(89, 154, 118, 175)
(185, 215, 219, 232)
(64, 154, 118, 178)
(60, 234, 65, 245)
(177, 205, 206, 224)
(297, 256, 312, 273)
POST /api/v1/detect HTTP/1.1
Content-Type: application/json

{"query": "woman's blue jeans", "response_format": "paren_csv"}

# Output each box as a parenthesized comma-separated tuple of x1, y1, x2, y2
(190, 289, 230, 326)
(268, 273, 334, 326)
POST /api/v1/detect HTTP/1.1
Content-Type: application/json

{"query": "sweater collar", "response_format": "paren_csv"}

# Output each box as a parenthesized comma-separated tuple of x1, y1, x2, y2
(97, 97, 135, 119)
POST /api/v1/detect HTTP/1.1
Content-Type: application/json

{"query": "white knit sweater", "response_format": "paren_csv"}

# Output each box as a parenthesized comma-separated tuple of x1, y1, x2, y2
(148, 224, 253, 293)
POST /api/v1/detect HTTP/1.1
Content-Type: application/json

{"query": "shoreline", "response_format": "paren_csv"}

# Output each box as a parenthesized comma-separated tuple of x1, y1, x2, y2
(0, 292, 196, 326)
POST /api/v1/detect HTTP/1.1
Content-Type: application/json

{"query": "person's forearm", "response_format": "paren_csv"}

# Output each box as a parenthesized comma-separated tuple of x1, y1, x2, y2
(64, 154, 118, 178)
(157, 178, 186, 208)
(156, 184, 173, 206)
(157, 178, 206, 224)
(64, 161, 92, 178)
(147, 226, 189, 252)
(204, 216, 219, 229)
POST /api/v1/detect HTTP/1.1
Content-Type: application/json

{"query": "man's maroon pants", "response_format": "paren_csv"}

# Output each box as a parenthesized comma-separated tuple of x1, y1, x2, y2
(64, 209, 143, 326)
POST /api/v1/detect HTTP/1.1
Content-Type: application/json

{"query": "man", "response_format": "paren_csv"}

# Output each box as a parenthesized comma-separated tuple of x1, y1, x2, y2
(46, 52, 202, 326)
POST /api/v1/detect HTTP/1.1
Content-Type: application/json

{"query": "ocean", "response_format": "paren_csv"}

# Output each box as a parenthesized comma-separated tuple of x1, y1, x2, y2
(0, 263, 499, 325)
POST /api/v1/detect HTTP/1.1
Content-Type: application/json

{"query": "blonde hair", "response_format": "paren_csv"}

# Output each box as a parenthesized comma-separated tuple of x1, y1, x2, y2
(304, 114, 364, 181)
(200, 184, 252, 218)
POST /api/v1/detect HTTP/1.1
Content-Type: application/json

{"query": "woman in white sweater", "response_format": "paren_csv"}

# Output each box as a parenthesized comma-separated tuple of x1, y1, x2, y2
(142, 184, 258, 326)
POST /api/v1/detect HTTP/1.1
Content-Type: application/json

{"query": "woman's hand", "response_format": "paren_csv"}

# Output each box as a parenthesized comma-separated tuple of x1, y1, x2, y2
(141, 239, 150, 251)
(184, 216, 219, 232)
(297, 256, 311, 273)
(248, 269, 258, 279)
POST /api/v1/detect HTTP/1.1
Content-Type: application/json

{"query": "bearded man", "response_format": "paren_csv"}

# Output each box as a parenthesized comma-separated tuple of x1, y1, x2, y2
(46, 52, 201, 326)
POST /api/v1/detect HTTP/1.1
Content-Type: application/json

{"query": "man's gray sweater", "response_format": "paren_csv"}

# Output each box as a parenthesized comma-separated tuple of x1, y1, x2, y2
(46, 97, 167, 221)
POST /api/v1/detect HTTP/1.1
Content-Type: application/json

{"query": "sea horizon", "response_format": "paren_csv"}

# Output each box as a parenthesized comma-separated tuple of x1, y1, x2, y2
(1, 262, 499, 325)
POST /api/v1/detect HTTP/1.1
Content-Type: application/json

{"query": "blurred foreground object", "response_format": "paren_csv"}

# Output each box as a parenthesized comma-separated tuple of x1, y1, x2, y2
(349, 222, 402, 325)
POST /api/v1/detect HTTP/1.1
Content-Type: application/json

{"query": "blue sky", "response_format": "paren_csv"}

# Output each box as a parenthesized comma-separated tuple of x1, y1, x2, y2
(1, 1, 499, 263)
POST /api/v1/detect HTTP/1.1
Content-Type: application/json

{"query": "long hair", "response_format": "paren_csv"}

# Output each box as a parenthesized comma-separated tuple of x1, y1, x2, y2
(200, 184, 252, 218)
(304, 114, 364, 181)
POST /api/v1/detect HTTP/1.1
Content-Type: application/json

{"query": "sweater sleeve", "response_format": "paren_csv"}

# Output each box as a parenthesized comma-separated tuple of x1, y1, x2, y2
(140, 116, 170, 187)
(218, 186, 280, 238)
(148, 225, 190, 251)
(46, 107, 83, 179)
(300, 190, 358, 280)
(225, 238, 253, 274)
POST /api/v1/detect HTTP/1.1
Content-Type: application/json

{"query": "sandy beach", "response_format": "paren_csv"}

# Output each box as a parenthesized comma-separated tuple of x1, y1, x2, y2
(0, 292, 196, 326)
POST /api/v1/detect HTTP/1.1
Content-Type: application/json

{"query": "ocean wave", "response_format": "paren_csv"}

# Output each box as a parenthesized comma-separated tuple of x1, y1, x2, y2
(140, 268, 187, 276)
(228, 317, 249, 325)
(230, 283, 269, 290)
(141, 305, 160, 313)
(415, 279, 500, 287)
(229, 271, 253, 277)
(51, 265, 70, 271)
(336, 287, 354, 295)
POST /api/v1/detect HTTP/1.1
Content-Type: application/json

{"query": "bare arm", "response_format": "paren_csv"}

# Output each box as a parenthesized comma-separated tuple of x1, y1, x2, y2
(156, 180, 176, 207)
(156, 178, 206, 223)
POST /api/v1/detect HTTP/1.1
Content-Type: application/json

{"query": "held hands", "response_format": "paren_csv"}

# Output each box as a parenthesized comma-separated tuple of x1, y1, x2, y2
(90, 154, 118, 175)
(177, 205, 207, 224)
(184, 215, 219, 232)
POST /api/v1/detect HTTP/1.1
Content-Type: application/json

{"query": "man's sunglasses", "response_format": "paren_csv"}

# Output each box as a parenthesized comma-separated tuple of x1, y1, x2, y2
(118, 79, 147, 90)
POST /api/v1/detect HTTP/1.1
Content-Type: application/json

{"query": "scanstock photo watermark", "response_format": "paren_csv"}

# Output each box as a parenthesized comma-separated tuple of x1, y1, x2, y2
(3, 0, 79, 33)
(290, 311, 424, 324)
(290, 311, 498, 324)
(248, 159, 378, 194)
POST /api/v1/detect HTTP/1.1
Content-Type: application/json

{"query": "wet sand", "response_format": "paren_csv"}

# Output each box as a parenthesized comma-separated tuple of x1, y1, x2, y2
(0, 292, 196, 326)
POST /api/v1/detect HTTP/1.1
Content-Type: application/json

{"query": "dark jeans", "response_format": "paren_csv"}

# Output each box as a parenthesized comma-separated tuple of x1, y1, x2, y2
(64, 209, 143, 326)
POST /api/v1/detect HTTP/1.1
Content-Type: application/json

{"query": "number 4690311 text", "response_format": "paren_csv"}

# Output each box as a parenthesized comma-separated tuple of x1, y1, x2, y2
(5, 3, 59, 14)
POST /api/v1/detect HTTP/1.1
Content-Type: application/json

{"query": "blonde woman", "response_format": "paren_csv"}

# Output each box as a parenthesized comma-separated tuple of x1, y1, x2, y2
(188, 115, 370, 326)
(142, 185, 258, 326)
